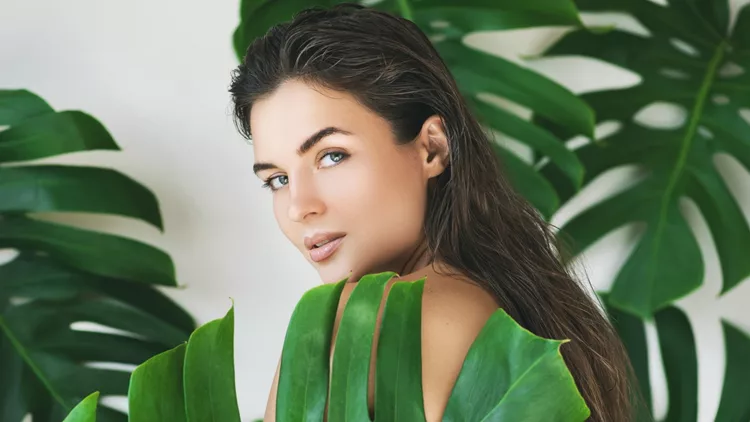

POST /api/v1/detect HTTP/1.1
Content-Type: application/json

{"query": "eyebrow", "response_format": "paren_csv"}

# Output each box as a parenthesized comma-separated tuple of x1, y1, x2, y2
(252, 126, 353, 175)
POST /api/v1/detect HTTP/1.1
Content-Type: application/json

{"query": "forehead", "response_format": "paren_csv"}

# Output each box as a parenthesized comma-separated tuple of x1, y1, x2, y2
(250, 79, 370, 147)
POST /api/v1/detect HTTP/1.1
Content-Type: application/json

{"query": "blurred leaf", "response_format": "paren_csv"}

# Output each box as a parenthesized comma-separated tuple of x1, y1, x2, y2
(540, 0, 750, 316)
(0, 111, 119, 164)
(443, 308, 590, 421)
(128, 344, 188, 422)
(0, 90, 53, 126)
(0, 217, 176, 286)
(654, 307, 697, 422)
(183, 306, 241, 421)
(328, 272, 396, 422)
(715, 321, 750, 421)
(276, 277, 347, 422)
(0, 165, 163, 230)
(375, 279, 426, 421)
(62, 392, 99, 422)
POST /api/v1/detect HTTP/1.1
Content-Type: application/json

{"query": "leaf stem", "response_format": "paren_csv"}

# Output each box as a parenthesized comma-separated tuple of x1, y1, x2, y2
(648, 40, 727, 301)
(397, 0, 413, 21)
(0, 315, 70, 410)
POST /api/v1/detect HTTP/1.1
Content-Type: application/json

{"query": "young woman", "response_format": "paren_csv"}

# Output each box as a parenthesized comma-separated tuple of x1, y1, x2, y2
(230, 3, 634, 421)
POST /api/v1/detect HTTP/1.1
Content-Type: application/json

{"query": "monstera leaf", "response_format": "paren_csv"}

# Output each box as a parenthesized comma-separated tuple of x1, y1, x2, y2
(65, 272, 589, 421)
(0, 90, 195, 421)
(606, 298, 750, 422)
(537, 0, 750, 318)
(233, 0, 593, 218)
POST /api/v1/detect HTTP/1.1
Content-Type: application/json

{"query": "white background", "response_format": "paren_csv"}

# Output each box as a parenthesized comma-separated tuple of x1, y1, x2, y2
(2, 0, 750, 421)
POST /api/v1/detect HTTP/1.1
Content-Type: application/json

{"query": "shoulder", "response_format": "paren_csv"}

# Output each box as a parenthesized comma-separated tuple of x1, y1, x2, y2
(407, 269, 499, 421)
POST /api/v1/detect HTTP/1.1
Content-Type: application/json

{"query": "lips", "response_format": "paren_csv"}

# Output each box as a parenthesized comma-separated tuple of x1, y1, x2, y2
(304, 232, 346, 263)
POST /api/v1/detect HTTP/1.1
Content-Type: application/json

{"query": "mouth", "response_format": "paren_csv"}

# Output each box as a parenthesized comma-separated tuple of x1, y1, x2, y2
(308, 235, 345, 263)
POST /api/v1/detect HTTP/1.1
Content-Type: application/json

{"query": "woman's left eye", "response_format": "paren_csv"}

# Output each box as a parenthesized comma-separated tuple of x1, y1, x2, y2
(320, 151, 349, 167)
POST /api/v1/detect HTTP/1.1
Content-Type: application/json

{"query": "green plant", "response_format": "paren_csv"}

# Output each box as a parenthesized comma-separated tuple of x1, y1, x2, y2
(63, 272, 590, 421)
(532, 0, 750, 419)
(0, 90, 195, 421)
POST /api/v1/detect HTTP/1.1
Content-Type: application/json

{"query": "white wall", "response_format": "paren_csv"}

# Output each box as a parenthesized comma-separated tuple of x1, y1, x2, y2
(2, 1, 749, 421)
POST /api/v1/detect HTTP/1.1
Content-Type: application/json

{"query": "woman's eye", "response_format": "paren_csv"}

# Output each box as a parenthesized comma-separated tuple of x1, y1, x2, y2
(262, 174, 288, 191)
(320, 151, 348, 167)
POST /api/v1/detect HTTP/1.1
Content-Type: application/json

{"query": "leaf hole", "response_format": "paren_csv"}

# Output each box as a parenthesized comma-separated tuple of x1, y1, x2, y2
(669, 38, 701, 58)
(70, 321, 147, 340)
(634, 102, 688, 129)
(739, 108, 750, 125)
(713, 94, 730, 105)
(659, 68, 692, 80)
(718, 61, 745, 78)
(429, 34, 447, 43)
(697, 125, 714, 139)
(430, 20, 451, 29)
(0, 248, 19, 266)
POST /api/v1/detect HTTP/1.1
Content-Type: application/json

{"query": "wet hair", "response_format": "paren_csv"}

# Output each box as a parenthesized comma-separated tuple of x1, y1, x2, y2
(230, 3, 637, 420)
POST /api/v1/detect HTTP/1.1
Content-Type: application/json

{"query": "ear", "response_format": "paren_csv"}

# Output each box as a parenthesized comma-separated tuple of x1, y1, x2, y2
(416, 114, 450, 180)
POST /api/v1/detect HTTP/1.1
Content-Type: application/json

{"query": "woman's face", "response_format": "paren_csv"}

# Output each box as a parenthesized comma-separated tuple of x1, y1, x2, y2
(250, 79, 447, 284)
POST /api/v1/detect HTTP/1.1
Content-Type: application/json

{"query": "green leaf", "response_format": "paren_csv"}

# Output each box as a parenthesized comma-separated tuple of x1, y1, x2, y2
(490, 141, 559, 218)
(468, 96, 584, 188)
(542, 0, 750, 315)
(654, 307, 698, 422)
(437, 39, 594, 139)
(375, 279, 426, 421)
(0, 165, 163, 230)
(715, 321, 750, 421)
(0, 111, 119, 164)
(128, 344, 188, 422)
(183, 306, 241, 422)
(443, 308, 590, 421)
(410, 0, 581, 36)
(62, 391, 99, 422)
(328, 272, 396, 422)
(0, 217, 176, 286)
(277, 278, 347, 422)
(0, 90, 53, 126)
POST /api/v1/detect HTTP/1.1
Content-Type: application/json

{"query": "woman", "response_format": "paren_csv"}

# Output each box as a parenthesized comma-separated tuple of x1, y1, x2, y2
(230, 3, 634, 421)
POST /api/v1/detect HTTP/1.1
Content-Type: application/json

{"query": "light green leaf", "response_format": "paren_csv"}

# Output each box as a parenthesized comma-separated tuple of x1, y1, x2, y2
(277, 278, 347, 422)
(128, 344, 188, 422)
(443, 308, 589, 421)
(375, 279, 426, 421)
(62, 391, 99, 422)
(183, 306, 241, 422)
(0, 90, 53, 126)
(328, 272, 396, 422)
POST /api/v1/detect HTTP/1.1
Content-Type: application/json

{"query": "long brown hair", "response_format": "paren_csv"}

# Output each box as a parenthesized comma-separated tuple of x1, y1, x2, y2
(229, 3, 636, 420)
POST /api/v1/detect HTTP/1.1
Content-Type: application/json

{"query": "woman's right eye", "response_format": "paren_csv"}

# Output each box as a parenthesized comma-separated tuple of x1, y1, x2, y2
(262, 175, 288, 191)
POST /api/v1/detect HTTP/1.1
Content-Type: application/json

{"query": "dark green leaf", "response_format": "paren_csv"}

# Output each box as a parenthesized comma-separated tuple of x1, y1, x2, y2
(0, 90, 53, 126)
(128, 344, 188, 422)
(277, 278, 347, 422)
(443, 308, 590, 421)
(328, 272, 396, 422)
(0, 217, 176, 286)
(183, 306, 241, 422)
(654, 307, 697, 422)
(62, 391, 99, 422)
(714, 321, 750, 421)
(375, 279, 426, 421)
(0, 165, 163, 230)
(0, 111, 119, 164)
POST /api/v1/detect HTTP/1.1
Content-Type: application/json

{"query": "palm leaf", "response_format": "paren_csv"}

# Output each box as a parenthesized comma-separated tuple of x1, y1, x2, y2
(232, 0, 592, 218)
(0, 90, 194, 421)
(538, 0, 750, 317)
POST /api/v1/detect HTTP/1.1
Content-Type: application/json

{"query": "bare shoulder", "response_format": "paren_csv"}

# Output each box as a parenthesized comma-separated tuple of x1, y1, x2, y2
(418, 270, 499, 421)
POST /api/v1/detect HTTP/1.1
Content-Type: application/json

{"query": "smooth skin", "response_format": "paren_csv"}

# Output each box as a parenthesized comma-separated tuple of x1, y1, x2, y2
(251, 79, 499, 421)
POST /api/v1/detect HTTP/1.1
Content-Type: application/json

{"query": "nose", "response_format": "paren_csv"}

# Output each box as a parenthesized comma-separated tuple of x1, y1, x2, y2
(287, 173, 326, 222)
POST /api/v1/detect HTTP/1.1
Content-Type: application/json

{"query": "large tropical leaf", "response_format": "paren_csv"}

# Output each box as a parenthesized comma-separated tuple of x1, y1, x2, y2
(539, 0, 750, 317)
(609, 301, 750, 421)
(233, 0, 592, 218)
(0, 90, 194, 421)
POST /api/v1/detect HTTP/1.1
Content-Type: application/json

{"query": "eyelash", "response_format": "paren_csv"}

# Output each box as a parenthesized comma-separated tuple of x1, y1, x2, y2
(261, 151, 350, 192)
